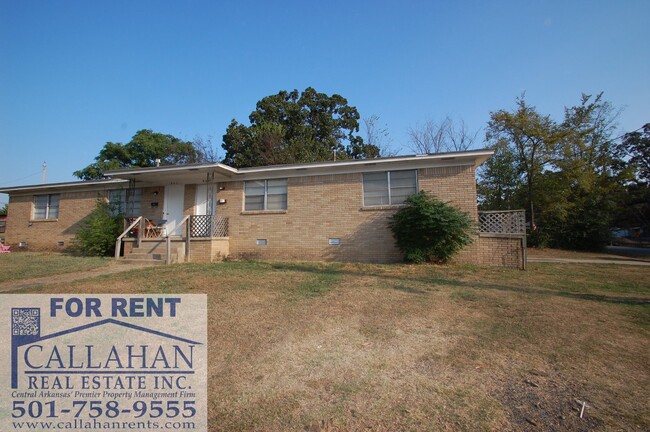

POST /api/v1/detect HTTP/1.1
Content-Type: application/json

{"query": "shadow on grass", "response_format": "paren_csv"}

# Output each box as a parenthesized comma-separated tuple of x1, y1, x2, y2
(269, 261, 650, 306)
(272, 262, 342, 298)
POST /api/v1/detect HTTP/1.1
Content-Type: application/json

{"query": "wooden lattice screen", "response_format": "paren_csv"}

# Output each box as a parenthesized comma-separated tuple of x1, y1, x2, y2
(478, 210, 526, 236)
(190, 215, 229, 238)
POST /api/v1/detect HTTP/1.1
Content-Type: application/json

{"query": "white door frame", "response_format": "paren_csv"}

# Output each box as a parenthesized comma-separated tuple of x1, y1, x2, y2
(195, 184, 208, 216)
(163, 184, 185, 236)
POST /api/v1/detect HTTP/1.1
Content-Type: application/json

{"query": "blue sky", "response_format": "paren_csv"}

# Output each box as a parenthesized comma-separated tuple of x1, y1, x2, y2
(1, 1, 649, 205)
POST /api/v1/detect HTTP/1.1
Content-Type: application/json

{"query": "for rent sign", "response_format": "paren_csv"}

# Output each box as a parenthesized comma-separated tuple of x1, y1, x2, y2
(0, 295, 207, 432)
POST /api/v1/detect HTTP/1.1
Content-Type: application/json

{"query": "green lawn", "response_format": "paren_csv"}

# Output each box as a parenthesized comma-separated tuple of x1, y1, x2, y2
(3, 257, 649, 431)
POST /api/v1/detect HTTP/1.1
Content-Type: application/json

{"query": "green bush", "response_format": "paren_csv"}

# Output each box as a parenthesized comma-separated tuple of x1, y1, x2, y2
(73, 199, 123, 256)
(388, 191, 475, 264)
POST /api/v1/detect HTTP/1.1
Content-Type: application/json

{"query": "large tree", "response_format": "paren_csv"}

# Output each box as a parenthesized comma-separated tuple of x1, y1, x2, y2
(221, 87, 379, 168)
(477, 138, 522, 210)
(614, 123, 650, 229)
(618, 123, 650, 184)
(479, 93, 627, 250)
(74, 129, 202, 180)
(545, 93, 626, 249)
(484, 96, 564, 227)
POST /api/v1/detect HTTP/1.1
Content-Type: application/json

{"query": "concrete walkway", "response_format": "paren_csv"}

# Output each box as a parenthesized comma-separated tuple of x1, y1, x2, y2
(0, 262, 156, 292)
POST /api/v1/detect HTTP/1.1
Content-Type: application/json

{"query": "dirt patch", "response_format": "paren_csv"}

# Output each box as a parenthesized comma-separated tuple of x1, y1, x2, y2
(495, 369, 602, 431)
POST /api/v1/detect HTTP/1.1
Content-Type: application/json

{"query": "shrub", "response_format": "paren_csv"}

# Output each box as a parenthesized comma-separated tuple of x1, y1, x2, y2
(73, 199, 123, 256)
(388, 191, 475, 263)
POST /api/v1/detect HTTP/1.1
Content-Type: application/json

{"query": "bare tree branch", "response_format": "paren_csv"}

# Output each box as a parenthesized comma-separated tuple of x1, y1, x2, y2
(408, 116, 478, 154)
(364, 115, 397, 156)
(447, 118, 480, 151)
(407, 117, 448, 154)
(193, 135, 220, 163)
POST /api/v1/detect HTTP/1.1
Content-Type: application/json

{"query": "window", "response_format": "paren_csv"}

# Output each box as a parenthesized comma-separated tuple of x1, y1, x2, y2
(108, 189, 141, 217)
(33, 194, 60, 219)
(362, 170, 417, 206)
(244, 179, 287, 211)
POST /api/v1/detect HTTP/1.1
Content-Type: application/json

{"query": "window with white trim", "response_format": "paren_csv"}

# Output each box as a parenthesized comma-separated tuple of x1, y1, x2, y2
(33, 194, 60, 220)
(244, 179, 288, 211)
(362, 170, 417, 206)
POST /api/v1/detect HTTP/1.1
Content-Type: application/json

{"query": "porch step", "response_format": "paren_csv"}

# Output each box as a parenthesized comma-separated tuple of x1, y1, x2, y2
(119, 257, 166, 265)
(126, 252, 165, 260)
(122, 245, 184, 264)
(119, 252, 167, 265)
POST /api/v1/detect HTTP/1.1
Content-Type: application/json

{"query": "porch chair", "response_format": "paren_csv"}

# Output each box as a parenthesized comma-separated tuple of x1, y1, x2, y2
(144, 218, 164, 238)
(0, 244, 10, 253)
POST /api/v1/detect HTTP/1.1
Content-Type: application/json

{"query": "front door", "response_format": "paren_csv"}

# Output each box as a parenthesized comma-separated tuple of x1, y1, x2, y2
(195, 184, 208, 216)
(163, 184, 185, 236)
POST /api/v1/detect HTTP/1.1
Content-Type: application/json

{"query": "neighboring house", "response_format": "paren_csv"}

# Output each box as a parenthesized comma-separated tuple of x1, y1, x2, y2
(0, 150, 525, 268)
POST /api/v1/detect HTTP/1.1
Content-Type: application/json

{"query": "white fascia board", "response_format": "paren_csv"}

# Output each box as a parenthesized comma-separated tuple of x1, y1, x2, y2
(105, 163, 237, 177)
(103, 149, 494, 182)
(234, 150, 494, 181)
(0, 179, 129, 194)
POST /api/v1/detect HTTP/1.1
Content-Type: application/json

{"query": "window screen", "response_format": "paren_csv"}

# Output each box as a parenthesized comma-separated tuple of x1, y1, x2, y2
(389, 170, 417, 204)
(362, 172, 389, 206)
(245, 179, 287, 211)
(363, 170, 417, 206)
(33, 194, 60, 219)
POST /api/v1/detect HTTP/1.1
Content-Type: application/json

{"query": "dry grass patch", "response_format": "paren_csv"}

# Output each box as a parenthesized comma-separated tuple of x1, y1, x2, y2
(529, 247, 650, 262)
(0, 252, 112, 283)
(8, 259, 650, 431)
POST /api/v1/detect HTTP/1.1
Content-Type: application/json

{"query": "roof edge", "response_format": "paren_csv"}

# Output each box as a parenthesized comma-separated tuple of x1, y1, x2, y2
(104, 149, 494, 177)
(238, 149, 494, 174)
(2, 149, 495, 192)
(104, 162, 237, 176)
(0, 178, 129, 194)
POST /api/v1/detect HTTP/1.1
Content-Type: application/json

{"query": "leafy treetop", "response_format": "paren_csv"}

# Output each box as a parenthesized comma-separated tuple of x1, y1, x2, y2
(222, 87, 380, 168)
(618, 123, 650, 184)
(74, 129, 201, 180)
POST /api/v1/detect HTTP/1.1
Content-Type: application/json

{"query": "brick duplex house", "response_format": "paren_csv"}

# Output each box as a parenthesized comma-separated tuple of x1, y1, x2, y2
(0, 150, 525, 268)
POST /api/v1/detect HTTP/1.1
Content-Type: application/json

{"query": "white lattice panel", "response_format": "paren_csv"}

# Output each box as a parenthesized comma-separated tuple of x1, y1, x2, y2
(479, 210, 526, 235)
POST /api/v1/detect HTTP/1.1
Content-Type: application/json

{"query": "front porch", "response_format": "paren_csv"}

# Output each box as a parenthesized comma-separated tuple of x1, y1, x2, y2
(116, 215, 229, 264)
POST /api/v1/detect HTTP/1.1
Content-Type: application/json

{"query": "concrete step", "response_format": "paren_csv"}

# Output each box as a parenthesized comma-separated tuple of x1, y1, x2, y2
(123, 242, 185, 264)
(119, 258, 166, 265)
(126, 253, 165, 260)
(122, 251, 184, 264)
